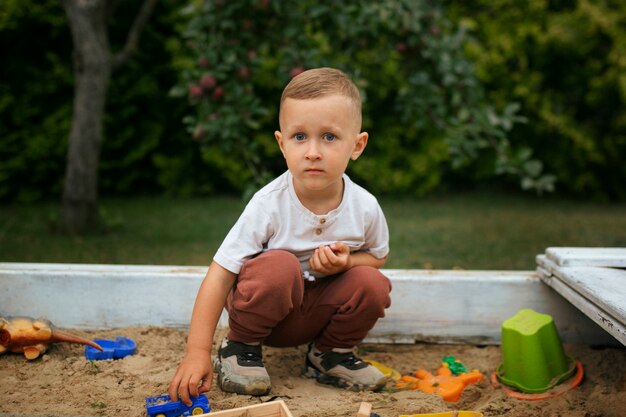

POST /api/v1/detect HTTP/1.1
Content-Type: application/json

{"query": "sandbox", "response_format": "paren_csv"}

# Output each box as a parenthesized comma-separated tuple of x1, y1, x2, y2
(1, 260, 624, 416)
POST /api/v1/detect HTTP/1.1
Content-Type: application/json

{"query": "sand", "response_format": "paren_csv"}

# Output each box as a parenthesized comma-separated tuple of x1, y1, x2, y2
(1, 326, 624, 417)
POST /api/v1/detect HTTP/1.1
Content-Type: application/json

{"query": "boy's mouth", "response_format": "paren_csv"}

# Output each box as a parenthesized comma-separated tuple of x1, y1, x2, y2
(305, 168, 324, 174)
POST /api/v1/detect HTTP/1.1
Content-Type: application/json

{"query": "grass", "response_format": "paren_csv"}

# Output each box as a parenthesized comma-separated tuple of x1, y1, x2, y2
(1, 192, 624, 270)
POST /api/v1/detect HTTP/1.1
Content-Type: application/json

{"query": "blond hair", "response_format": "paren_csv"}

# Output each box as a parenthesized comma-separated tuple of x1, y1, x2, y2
(280, 67, 362, 127)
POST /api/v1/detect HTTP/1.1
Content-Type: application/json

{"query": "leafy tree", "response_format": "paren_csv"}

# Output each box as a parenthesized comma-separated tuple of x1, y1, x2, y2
(59, 0, 157, 233)
(0, 0, 217, 208)
(172, 0, 554, 197)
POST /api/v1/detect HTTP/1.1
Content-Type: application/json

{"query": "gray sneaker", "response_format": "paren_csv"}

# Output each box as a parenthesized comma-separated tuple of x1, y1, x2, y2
(304, 344, 387, 391)
(214, 339, 271, 395)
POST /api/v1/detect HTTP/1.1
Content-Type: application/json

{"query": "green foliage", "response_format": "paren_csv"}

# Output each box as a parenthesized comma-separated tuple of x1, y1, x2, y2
(3, 0, 622, 201)
(95, 0, 213, 198)
(0, 1, 72, 202)
(0, 0, 211, 202)
(99, 0, 197, 197)
(174, 0, 550, 196)
(448, 0, 626, 200)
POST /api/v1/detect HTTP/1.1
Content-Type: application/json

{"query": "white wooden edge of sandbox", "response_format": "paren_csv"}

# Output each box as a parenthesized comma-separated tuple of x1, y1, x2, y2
(0, 262, 619, 346)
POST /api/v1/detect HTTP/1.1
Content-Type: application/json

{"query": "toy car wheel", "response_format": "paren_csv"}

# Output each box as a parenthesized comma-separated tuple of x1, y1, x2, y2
(155, 414, 166, 417)
(191, 407, 205, 415)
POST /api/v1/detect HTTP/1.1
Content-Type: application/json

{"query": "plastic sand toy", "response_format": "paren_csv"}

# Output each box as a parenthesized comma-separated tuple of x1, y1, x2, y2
(359, 401, 483, 417)
(364, 359, 402, 381)
(1, 316, 102, 360)
(442, 356, 467, 375)
(399, 412, 483, 417)
(490, 361, 584, 401)
(145, 394, 210, 417)
(84, 336, 136, 360)
(396, 357, 484, 402)
(492, 309, 584, 400)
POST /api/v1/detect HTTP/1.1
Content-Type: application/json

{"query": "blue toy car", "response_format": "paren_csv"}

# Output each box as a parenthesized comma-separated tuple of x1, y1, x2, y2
(145, 394, 210, 417)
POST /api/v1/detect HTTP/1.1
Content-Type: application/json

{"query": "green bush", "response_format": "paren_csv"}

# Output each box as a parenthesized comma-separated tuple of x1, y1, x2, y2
(173, 0, 551, 197)
(448, 0, 626, 200)
(99, 0, 204, 197)
(0, 1, 72, 202)
(5, 1, 621, 201)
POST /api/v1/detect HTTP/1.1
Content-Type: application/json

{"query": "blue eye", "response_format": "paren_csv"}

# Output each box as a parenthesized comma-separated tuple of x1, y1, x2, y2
(294, 133, 306, 141)
(323, 133, 336, 142)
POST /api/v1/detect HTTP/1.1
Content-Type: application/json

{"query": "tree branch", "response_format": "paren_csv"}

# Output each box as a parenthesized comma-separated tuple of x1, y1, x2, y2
(106, 0, 121, 24)
(111, 0, 158, 71)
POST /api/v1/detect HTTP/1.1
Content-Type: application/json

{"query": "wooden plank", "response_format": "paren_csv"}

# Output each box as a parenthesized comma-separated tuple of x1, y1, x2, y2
(200, 400, 294, 417)
(537, 255, 626, 346)
(371, 269, 613, 345)
(357, 402, 372, 417)
(0, 262, 208, 329)
(541, 274, 626, 346)
(545, 247, 626, 267)
(0, 262, 618, 346)
(536, 266, 551, 279)
(538, 256, 626, 325)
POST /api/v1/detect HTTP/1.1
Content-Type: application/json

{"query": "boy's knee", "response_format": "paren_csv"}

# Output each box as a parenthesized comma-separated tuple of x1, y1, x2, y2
(351, 266, 391, 306)
(352, 265, 390, 288)
(239, 250, 302, 293)
(262, 249, 300, 267)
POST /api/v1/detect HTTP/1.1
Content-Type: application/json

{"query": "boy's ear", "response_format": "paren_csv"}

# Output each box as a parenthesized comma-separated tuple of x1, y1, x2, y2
(351, 132, 368, 160)
(274, 130, 286, 158)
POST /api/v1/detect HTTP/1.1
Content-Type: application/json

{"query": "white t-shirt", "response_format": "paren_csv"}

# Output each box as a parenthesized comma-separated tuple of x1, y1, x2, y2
(214, 171, 389, 278)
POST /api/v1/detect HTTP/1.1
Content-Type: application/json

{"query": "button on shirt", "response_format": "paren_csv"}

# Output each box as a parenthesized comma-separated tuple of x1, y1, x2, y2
(214, 171, 389, 278)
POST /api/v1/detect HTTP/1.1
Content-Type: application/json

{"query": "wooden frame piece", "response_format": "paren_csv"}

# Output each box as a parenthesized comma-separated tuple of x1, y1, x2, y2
(0, 262, 618, 345)
(200, 400, 293, 417)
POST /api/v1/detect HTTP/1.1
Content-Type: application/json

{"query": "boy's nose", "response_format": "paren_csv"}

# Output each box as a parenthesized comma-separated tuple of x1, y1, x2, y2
(305, 142, 322, 160)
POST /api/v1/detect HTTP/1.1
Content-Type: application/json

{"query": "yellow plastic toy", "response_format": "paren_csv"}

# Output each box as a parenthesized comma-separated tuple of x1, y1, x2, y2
(364, 359, 402, 381)
(399, 412, 483, 417)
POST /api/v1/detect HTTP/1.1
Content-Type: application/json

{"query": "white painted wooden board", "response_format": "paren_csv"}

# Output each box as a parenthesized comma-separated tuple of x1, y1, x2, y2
(371, 269, 614, 345)
(0, 262, 618, 346)
(541, 270, 626, 346)
(0, 262, 209, 329)
(538, 255, 626, 325)
(546, 247, 626, 267)
(537, 255, 626, 345)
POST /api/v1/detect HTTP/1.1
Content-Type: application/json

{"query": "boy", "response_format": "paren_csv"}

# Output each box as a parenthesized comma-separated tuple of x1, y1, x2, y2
(169, 67, 392, 405)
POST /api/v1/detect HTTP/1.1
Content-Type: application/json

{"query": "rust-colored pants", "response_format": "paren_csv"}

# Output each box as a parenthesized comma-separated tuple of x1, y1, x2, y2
(226, 250, 392, 351)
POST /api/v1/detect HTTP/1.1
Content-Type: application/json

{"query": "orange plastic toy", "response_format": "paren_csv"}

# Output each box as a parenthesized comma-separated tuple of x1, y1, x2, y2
(396, 363, 485, 402)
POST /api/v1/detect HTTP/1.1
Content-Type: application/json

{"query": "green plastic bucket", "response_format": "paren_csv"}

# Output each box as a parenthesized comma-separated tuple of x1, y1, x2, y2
(496, 309, 577, 393)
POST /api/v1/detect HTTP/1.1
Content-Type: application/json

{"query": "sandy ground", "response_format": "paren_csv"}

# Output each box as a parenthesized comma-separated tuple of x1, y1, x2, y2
(0, 326, 624, 417)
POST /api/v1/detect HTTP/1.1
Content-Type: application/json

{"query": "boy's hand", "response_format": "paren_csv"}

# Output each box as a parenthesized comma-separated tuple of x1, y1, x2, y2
(309, 242, 353, 275)
(168, 347, 213, 406)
